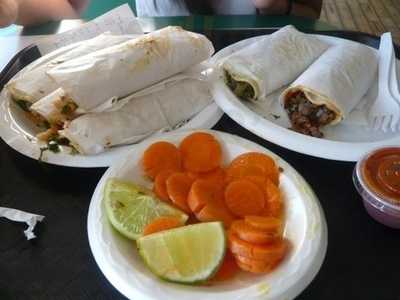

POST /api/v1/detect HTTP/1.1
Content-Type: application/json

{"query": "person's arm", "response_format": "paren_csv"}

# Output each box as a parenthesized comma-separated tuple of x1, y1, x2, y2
(253, 0, 322, 19)
(0, 0, 18, 27)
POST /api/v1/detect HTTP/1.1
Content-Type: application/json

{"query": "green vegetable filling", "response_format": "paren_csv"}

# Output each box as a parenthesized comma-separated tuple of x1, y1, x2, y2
(224, 70, 255, 101)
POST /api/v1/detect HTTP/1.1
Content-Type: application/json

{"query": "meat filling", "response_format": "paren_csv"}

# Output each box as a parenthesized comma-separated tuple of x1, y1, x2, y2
(284, 92, 336, 138)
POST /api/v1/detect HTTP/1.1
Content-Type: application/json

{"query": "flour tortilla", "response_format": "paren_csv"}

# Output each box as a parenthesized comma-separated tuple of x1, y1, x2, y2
(221, 25, 329, 101)
(47, 26, 214, 111)
(280, 43, 378, 124)
(59, 78, 212, 154)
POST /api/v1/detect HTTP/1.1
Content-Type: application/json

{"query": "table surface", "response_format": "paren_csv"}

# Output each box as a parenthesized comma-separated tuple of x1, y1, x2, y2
(1, 15, 400, 300)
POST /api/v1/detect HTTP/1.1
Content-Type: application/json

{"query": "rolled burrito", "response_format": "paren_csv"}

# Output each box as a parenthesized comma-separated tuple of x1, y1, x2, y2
(6, 33, 134, 104)
(280, 43, 378, 138)
(221, 25, 329, 101)
(58, 78, 212, 154)
(46, 26, 215, 111)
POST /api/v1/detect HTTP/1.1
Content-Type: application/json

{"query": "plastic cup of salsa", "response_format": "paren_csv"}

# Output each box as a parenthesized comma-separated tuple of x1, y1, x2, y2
(353, 147, 400, 229)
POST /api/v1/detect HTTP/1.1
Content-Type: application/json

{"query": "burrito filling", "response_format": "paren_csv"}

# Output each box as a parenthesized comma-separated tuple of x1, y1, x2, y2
(284, 91, 336, 138)
(224, 70, 255, 101)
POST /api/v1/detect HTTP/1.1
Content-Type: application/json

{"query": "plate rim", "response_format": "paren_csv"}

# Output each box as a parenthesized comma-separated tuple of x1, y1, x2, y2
(87, 129, 328, 300)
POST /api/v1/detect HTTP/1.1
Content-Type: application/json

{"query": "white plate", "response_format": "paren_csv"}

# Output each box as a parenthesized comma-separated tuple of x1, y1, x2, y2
(87, 129, 327, 300)
(211, 34, 400, 162)
(0, 45, 223, 168)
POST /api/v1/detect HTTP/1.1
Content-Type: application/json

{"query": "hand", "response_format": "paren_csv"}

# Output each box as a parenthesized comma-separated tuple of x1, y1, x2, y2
(0, 0, 18, 27)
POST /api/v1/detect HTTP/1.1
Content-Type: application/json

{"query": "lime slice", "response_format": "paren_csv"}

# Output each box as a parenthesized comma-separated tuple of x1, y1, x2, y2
(104, 178, 188, 240)
(137, 222, 226, 283)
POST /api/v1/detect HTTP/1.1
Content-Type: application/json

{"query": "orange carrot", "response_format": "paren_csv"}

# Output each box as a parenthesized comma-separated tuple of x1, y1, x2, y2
(226, 152, 280, 185)
(230, 220, 277, 245)
(166, 173, 194, 213)
(228, 231, 288, 261)
(196, 201, 236, 228)
(142, 141, 181, 179)
(224, 179, 265, 217)
(179, 132, 222, 173)
(142, 216, 183, 236)
(186, 167, 226, 186)
(244, 216, 283, 234)
(234, 255, 274, 274)
(187, 179, 224, 213)
(153, 170, 175, 202)
(211, 250, 240, 281)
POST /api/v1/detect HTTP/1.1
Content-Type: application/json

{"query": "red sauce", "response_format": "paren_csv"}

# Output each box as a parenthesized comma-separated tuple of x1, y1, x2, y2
(362, 147, 400, 204)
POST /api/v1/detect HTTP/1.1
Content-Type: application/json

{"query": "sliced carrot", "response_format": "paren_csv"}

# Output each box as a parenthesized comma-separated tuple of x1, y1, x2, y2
(179, 132, 222, 173)
(211, 250, 240, 281)
(166, 173, 194, 213)
(153, 170, 175, 202)
(142, 141, 181, 179)
(142, 216, 183, 236)
(229, 231, 288, 261)
(234, 255, 274, 274)
(187, 179, 224, 213)
(186, 167, 226, 186)
(230, 220, 277, 245)
(224, 179, 265, 217)
(243, 176, 284, 218)
(244, 216, 283, 234)
(196, 200, 236, 228)
(226, 152, 280, 185)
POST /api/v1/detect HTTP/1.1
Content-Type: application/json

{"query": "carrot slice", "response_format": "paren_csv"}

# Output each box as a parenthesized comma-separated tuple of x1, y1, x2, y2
(166, 173, 194, 213)
(142, 141, 181, 179)
(153, 170, 175, 202)
(224, 179, 265, 217)
(226, 152, 280, 185)
(234, 255, 275, 274)
(229, 231, 288, 261)
(243, 176, 284, 218)
(230, 220, 277, 245)
(142, 216, 183, 236)
(244, 216, 283, 234)
(179, 132, 222, 173)
(211, 250, 240, 281)
(187, 179, 224, 213)
(186, 167, 226, 186)
(196, 200, 236, 228)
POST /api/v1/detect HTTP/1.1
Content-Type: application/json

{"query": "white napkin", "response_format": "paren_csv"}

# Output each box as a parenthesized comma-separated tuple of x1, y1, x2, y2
(0, 207, 44, 240)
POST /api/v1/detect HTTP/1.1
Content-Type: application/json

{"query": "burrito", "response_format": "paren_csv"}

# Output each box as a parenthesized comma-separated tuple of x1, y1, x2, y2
(280, 43, 378, 138)
(6, 33, 134, 104)
(221, 25, 329, 101)
(46, 26, 215, 112)
(57, 78, 212, 154)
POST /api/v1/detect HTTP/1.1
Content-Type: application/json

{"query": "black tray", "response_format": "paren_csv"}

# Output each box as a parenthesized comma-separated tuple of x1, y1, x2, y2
(1, 29, 399, 300)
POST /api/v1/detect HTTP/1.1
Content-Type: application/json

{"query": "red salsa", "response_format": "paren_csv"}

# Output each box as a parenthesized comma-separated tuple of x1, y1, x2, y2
(362, 147, 400, 204)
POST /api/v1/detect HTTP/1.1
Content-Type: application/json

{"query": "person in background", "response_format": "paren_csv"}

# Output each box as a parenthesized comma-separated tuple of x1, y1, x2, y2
(136, 0, 322, 19)
(0, 0, 88, 27)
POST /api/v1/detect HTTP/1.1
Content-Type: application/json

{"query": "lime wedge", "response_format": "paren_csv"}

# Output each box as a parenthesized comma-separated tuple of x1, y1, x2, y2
(137, 222, 226, 283)
(104, 178, 188, 240)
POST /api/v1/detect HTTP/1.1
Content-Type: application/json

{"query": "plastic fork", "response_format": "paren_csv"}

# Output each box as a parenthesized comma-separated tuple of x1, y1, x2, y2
(368, 32, 400, 132)
(388, 37, 400, 131)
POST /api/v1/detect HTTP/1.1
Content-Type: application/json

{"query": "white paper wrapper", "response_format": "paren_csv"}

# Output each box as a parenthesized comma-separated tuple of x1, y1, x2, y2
(47, 26, 215, 111)
(59, 77, 213, 154)
(0, 207, 44, 240)
(6, 33, 137, 103)
(221, 25, 329, 101)
(280, 43, 378, 124)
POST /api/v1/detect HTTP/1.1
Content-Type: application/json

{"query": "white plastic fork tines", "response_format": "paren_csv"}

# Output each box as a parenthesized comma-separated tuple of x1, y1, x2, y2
(368, 32, 400, 132)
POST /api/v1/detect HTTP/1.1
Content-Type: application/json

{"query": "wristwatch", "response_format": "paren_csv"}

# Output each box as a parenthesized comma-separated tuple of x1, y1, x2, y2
(286, 0, 294, 15)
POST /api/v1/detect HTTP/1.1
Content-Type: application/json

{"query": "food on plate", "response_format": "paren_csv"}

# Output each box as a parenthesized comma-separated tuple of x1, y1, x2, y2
(44, 26, 214, 113)
(103, 178, 188, 240)
(221, 25, 329, 101)
(104, 132, 289, 283)
(6, 33, 134, 104)
(280, 43, 378, 137)
(137, 222, 226, 283)
(57, 78, 212, 154)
